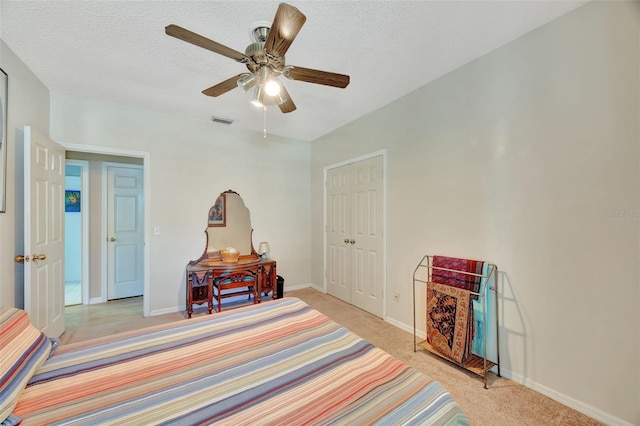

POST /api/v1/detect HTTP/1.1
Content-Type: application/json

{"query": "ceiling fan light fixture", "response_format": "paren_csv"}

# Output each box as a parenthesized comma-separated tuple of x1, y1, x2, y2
(249, 21, 271, 43)
(264, 78, 281, 96)
(251, 85, 266, 107)
(275, 90, 288, 106)
(166, 2, 350, 115)
(237, 73, 257, 92)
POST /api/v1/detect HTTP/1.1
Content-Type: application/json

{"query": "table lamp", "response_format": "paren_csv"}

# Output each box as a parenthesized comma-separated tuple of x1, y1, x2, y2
(258, 242, 270, 259)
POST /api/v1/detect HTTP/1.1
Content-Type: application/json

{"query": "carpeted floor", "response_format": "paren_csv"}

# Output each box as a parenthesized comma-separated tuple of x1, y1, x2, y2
(61, 288, 601, 425)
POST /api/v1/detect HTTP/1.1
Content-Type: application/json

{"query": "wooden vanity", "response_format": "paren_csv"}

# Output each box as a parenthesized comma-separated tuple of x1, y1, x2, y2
(185, 190, 277, 317)
(186, 257, 276, 317)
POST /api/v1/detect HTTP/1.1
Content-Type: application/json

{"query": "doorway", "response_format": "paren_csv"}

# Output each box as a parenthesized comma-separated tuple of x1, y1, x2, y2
(325, 152, 386, 318)
(62, 145, 150, 317)
(64, 156, 145, 306)
(64, 160, 89, 307)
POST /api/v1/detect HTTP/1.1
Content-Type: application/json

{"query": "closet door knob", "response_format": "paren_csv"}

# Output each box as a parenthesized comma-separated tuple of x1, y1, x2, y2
(33, 254, 46, 261)
(344, 238, 349, 244)
(349, 239, 355, 244)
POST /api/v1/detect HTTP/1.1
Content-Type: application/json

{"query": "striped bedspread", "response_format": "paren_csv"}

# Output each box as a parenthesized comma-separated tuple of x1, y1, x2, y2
(13, 298, 468, 425)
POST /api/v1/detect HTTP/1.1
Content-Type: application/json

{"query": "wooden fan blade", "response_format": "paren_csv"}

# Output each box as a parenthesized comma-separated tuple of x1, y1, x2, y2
(264, 3, 306, 59)
(165, 24, 250, 64)
(284, 66, 350, 88)
(278, 85, 296, 113)
(202, 74, 245, 97)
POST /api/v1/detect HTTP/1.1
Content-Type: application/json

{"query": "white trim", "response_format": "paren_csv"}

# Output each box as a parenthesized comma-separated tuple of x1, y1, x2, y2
(60, 142, 151, 317)
(322, 149, 388, 319)
(100, 163, 108, 304)
(65, 159, 90, 306)
(322, 168, 328, 294)
(388, 314, 632, 426)
(23, 127, 32, 313)
(62, 143, 149, 159)
(325, 149, 388, 170)
(150, 306, 181, 316)
(498, 369, 633, 426)
(385, 316, 416, 336)
(284, 282, 316, 292)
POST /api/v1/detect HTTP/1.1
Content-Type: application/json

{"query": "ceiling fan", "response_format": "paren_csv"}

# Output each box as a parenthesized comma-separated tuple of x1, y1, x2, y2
(165, 3, 350, 113)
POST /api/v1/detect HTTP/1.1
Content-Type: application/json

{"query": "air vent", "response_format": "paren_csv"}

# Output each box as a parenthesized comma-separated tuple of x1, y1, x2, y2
(211, 116, 234, 125)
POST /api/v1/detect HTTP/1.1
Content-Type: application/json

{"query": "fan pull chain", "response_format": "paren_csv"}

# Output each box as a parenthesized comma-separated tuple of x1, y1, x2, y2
(263, 106, 267, 139)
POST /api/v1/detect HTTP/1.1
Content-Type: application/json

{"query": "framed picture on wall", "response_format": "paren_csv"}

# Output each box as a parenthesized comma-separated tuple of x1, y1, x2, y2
(208, 193, 226, 227)
(65, 190, 81, 212)
(0, 68, 7, 213)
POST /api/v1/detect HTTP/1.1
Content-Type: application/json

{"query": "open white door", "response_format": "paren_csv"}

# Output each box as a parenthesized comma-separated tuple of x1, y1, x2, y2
(23, 126, 65, 337)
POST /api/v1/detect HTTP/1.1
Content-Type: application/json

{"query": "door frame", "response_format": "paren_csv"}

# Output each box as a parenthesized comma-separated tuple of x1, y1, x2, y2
(64, 159, 90, 306)
(60, 142, 151, 317)
(323, 149, 387, 319)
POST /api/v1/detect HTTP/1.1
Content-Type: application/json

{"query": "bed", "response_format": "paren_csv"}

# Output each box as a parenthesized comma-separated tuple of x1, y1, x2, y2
(1, 297, 468, 425)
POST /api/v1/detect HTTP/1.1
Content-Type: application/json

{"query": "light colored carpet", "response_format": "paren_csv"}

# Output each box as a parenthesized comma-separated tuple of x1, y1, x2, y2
(61, 289, 600, 425)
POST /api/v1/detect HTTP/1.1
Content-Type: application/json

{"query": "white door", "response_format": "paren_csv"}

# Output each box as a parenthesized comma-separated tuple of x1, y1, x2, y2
(326, 155, 384, 317)
(23, 126, 65, 337)
(326, 164, 351, 302)
(107, 165, 144, 300)
(350, 156, 384, 315)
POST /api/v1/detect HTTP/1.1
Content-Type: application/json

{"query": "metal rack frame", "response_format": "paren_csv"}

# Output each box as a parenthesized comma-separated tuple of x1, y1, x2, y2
(412, 255, 500, 388)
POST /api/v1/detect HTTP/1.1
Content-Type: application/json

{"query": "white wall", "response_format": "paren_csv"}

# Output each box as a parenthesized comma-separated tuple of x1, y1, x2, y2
(0, 40, 50, 309)
(50, 93, 311, 314)
(311, 2, 638, 425)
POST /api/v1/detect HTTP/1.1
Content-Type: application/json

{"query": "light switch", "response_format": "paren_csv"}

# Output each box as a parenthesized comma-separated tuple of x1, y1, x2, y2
(153, 226, 161, 236)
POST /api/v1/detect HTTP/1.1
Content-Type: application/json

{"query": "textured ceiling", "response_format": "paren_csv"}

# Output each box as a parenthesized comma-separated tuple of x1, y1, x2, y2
(1, 1, 586, 141)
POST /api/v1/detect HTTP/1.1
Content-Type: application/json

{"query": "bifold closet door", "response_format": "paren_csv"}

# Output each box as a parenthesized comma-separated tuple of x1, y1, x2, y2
(326, 163, 351, 303)
(326, 155, 384, 318)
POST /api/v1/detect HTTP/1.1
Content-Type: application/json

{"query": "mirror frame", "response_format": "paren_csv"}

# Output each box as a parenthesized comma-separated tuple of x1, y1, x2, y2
(189, 190, 259, 265)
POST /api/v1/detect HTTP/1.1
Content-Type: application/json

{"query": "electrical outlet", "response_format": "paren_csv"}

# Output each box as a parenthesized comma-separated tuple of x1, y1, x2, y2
(393, 291, 400, 302)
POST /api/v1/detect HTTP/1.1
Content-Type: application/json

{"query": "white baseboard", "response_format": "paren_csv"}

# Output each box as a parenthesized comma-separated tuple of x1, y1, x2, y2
(88, 297, 105, 305)
(149, 305, 182, 316)
(500, 368, 634, 426)
(284, 283, 320, 292)
(385, 316, 422, 338)
(384, 316, 632, 426)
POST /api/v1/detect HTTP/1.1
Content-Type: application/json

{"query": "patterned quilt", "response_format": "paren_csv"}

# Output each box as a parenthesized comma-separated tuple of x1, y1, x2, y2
(12, 298, 468, 425)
